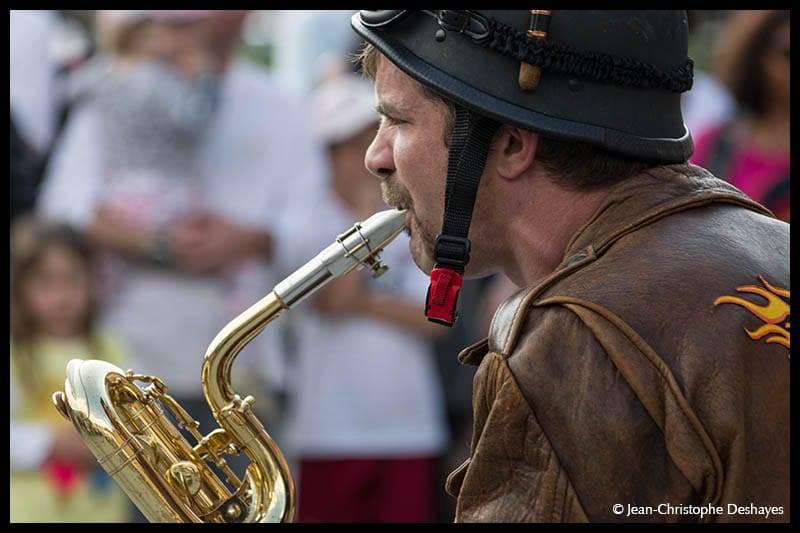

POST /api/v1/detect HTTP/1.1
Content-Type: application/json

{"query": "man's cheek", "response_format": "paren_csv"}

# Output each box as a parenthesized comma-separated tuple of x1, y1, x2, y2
(412, 214, 436, 253)
(419, 197, 441, 235)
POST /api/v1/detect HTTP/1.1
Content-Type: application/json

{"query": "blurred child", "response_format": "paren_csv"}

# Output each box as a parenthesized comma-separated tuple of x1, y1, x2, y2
(92, 10, 220, 237)
(10, 217, 129, 522)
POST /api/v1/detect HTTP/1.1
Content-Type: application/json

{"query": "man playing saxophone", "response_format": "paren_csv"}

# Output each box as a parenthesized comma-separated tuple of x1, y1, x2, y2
(351, 10, 789, 523)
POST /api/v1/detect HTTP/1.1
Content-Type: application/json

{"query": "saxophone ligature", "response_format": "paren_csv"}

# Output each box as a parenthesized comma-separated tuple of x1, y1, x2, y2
(52, 209, 407, 523)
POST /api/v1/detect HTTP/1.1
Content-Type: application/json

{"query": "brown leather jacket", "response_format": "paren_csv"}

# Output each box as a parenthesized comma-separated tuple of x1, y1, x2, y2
(445, 164, 790, 523)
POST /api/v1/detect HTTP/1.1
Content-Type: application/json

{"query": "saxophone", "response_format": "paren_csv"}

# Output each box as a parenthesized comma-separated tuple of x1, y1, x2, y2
(52, 209, 407, 523)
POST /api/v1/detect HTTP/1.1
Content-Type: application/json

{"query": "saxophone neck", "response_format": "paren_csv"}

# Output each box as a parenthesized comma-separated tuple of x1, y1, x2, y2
(201, 209, 406, 411)
(201, 291, 287, 409)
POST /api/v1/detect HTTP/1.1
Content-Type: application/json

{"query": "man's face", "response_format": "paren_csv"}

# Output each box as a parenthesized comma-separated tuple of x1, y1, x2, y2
(365, 57, 449, 274)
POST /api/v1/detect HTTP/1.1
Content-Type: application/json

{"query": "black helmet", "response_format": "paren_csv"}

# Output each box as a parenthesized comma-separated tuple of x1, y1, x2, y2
(351, 10, 695, 326)
(352, 10, 694, 162)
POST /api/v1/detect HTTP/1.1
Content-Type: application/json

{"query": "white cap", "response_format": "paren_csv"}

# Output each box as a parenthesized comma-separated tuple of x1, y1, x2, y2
(309, 72, 379, 146)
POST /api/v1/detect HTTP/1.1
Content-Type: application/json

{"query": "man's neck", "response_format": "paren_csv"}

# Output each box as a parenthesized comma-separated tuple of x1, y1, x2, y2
(498, 176, 612, 288)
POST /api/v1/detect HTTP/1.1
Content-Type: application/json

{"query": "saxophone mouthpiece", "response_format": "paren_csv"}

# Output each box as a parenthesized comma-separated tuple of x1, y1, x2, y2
(357, 209, 408, 249)
(275, 209, 407, 307)
(348, 209, 407, 278)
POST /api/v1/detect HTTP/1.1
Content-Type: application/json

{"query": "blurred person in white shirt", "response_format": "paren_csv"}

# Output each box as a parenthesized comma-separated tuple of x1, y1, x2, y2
(274, 68, 449, 523)
(36, 9, 329, 479)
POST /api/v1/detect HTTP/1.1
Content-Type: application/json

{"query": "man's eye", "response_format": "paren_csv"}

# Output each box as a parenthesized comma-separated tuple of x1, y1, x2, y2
(382, 115, 407, 126)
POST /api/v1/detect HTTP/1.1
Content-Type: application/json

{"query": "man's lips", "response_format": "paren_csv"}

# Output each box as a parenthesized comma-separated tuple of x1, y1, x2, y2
(388, 203, 411, 216)
(388, 205, 413, 233)
(385, 198, 412, 230)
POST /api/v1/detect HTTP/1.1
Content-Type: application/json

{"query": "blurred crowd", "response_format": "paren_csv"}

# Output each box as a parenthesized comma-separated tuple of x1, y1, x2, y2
(9, 10, 790, 523)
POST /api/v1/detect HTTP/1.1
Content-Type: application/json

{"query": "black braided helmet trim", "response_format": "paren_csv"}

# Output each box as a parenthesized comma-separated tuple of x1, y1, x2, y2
(484, 18, 694, 93)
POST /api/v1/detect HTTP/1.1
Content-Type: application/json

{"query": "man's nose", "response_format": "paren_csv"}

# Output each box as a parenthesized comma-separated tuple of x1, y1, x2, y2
(365, 132, 395, 180)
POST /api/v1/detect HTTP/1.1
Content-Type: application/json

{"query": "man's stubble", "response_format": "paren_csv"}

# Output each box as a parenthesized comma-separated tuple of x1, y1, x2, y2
(380, 179, 437, 273)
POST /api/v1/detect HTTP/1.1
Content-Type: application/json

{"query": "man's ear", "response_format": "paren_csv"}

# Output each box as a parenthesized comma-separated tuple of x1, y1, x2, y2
(493, 125, 538, 180)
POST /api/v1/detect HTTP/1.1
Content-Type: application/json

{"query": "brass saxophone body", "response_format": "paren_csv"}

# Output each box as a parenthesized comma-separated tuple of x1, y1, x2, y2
(52, 209, 407, 523)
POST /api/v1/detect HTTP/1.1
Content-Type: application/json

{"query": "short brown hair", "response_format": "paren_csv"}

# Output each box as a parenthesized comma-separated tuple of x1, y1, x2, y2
(355, 42, 655, 190)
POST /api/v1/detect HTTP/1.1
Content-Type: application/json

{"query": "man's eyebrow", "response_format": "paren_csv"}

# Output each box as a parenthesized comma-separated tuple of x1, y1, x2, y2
(375, 101, 402, 116)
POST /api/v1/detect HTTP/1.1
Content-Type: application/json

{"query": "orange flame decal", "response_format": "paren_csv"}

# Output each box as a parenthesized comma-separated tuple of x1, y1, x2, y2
(714, 275, 790, 352)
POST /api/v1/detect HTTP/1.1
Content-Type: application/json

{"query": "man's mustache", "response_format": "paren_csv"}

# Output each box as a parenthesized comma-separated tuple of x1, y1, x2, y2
(380, 180, 413, 211)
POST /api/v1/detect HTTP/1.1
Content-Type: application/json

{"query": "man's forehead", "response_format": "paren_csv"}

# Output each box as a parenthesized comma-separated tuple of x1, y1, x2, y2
(374, 55, 425, 109)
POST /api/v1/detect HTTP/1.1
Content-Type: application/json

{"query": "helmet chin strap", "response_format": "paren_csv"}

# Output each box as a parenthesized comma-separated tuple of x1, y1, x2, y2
(425, 106, 500, 326)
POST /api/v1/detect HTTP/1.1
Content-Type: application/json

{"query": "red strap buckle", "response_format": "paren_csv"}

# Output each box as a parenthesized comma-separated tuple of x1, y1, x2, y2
(425, 267, 463, 327)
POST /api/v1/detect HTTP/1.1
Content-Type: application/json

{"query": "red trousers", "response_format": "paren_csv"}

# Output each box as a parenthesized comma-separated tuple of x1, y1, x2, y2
(297, 456, 436, 523)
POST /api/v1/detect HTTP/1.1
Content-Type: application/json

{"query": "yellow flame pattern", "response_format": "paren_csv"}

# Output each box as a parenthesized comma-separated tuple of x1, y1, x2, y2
(714, 275, 790, 351)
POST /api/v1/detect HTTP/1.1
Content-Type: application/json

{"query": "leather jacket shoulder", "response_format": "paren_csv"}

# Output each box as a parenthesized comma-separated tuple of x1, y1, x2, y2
(448, 164, 790, 522)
